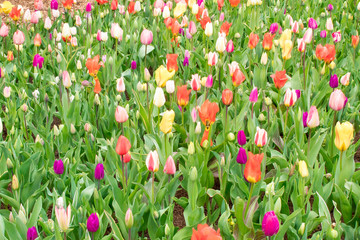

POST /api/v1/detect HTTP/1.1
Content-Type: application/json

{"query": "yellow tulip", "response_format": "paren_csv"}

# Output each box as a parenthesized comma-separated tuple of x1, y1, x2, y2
(160, 110, 175, 134)
(282, 39, 293, 60)
(174, 2, 187, 19)
(155, 65, 175, 87)
(334, 121, 354, 151)
(0, 1, 14, 14)
(298, 161, 309, 178)
(279, 29, 292, 49)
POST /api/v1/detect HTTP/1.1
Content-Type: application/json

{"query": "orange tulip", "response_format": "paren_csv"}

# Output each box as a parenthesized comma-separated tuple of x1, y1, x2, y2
(229, 0, 240, 7)
(94, 78, 102, 94)
(166, 54, 178, 72)
(177, 85, 191, 107)
(96, 0, 109, 4)
(315, 44, 336, 63)
(196, 7, 205, 21)
(262, 33, 275, 51)
(62, 0, 74, 10)
(191, 224, 222, 240)
(248, 33, 259, 49)
(244, 152, 263, 183)
(7, 51, 14, 61)
(220, 21, 232, 36)
(111, 0, 118, 10)
(270, 70, 288, 89)
(116, 135, 131, 156)
(217, 0, 224, 10)
(352, 35, 359, 48)
(9, 6, 21, 21)
(171, 18, 181, 36)
(198, 100, 219, 147)
(222, 89, 233, 105)
(86, 55, 102, 77)
(232, 68, 246, 87)
(128, 1, 135, 14)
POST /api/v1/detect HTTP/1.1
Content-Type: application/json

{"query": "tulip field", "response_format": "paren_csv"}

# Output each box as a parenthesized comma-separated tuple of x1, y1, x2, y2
(1, 0, 360, 239)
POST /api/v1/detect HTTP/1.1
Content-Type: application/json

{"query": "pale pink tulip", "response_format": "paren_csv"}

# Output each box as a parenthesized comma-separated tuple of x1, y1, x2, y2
(115, 106, 129, 123)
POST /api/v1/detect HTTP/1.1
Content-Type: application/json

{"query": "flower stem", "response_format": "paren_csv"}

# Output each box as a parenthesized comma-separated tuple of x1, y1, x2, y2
(307, 128, 311, 159)
(91, 232, 94, 240)
(284, 107, 289, 145)
(23, 113, 29, 140)
(152, 171, 155, 204)
(181, 108, 184, 125)
(339, 151, 343, 171)
(330, 111, 337, 157)
(128, 229, 131, 240)
(245, 183, 254, 217)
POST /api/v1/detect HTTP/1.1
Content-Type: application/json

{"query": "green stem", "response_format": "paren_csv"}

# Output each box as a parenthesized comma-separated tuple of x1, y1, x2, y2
(181, 108, 184, 125)
(307, 128, 311, 159)
(339, 151, 343, 171)
(164, 134, 167, 157)
(245, 183, 254, 217)
(284, 107, 289, 145)
(330, 111, 337, 157)
(152, 171, 155, 204)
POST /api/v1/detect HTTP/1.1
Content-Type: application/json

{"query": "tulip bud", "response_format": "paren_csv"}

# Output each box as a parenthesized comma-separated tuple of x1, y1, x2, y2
(7, 158, 13, 169)
(202, 140, 209, 148)
(260, 52, 268, 65)
(329, 61, 336, 69)
(94, 94, 100, 105)
(165, 224, 170, 236)
(153, 210, 159, 219)
(265, 182, 275, 197)
(259, 113, 266, 122)
(70, 124, 76, 134)
(9, 212, 14, 223)
(328, 228, 338, 239)
(12, 175, 19, 190)
(274, 198, 282, 214)
(298, 223, 305, 235)
(144, 68, 151, 81)
(188, 142, 195, 155)
(125, 208, 134, 229)
(189, 167, 198, 181)
(227, 132, 235, 141)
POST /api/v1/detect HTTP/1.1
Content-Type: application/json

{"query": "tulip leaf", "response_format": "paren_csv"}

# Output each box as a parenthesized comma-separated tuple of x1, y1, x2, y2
(104, 211, 124, 240)
(138, 45, 155, 58)
(27, 197, 42, 228)
(274, 208, 302, 240)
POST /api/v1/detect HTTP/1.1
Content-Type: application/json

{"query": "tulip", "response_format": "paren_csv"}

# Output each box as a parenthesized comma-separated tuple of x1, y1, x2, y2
(146, 150, 160, 172)
(335, 121, 354, 152)
(332, 31, 341, 43)
(165, 80, 175, 94)
(62, 23, 71, 42)
(183, 50, 190, 66)
(352, 35, 359, 48)
(85, 2, 92, 12)
(303, 28, 313, 44)
(51, 0, 59, 9)
(222, 89, 233, 105)
(33, 54, 44, 69)
(115, 106, 129, 123)
(111, 0, 118, 10)
(30, 12, 39, 24)
(306, 106, 319, 128)
(54, 159, 64, 175)
(189, 21, 197, 35)
(166, 54, 178, 72)
(177, 85, 191, 107)
(140, 29, 153, 45)
(55, 204, 71, 232)
(271, 70, 288, 89)
(44, 17, 52, 30)
(228, 61, 239, 76)
(116, 135, 131, 156)
(237, 130, 247, 146)
(160, 110, 175, 134)
(269, 23, 278, 34)
(340, 72, 350, 86)
(116, 77, 125, 93)
(262, 211, 280, 236)
(292, 21, 299, 33)
(215, 33, 227, 53)
(284, 88, 297, 107)
(297, 38, 306, 52)
(94, 163, 104, 180)
(226, 40, 234, 53)
(236, 147, 247, 164)
(329, 89, 346, 111)
(205, 75, 213, 88)
(0, 23, 9, 37)
(220, 21, 231, 36)
(244, 152, 263, 183)
(282, 39, 293, 60)
(87, 213, 99, 232)
(329, 74, 338, 88)
(254, 127, 267, 147)
(7, 51, 13, 61)
(204, 22, 213, 36)
(298, 161, 309, 177)
(153, 87, 166, 107)
(125, 208, 134, 229)
(192, 224, 221, 239)
(123, 152, 131, 163)
(62, 71, 71, 88)
(164, 155, 176, 174)
(111, 23, 123, 40)
(155, 65, 175, 87)
(232, 68, 246, 87)
(13, 30, 25, 45)
(27, 227, 38, 240)
(262, 32, 275, 50)
(308, 18, 318, 29)
(248, 32, 259, 49)
(302, 112, 308, 128)
(249, 87, 258, 103)
(315, 44, 336, 63)
(279, 29, 292, 49)
(326, 18, 333, 31)
(207, 52, 218, 66)
(12, 175, 19, 190)
(327, 4, 333, 11)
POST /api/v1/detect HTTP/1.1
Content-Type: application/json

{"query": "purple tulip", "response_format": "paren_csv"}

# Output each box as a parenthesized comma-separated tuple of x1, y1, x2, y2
(269, 23, 278, 34)
(236, 147, 247, 164)
(50, 0, 58, 10)
(197, 0, 203, 6)
(344, 97, 348, 107)
(87, 213, 100, 232)
(54, 159, 64, 175)
(27, 227, 38, 240)
(179, 28, 184, 35)
(183, 50, 190, 66)
(329, 74, 338, 88)
(302, 112, 308, 128)
(237, 130, 246, 146)
(308, 18, 318, 29)
(94, 163, 104, 180)
(0, 68, 2, 78)
(86, 2, 92, 12)
(262, 211, 280, 236)
(131, 61, 137, 70)
(249, 87, 258, 103)
(49, 33, 53, 40)
(295, 90, 301, 99)
(33, 54, 44, 69)
(327, 4, 333, 11)
(320, 30, 327, 38)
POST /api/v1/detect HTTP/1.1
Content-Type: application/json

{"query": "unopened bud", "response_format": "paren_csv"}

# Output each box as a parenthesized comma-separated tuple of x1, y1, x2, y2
(274, 197, 282, 214)
(125, 208, 134, 228)
(298, 223, 305, 236)
(189, 167, 198, 181)
(7, 158, 13, 169)
(70, 124, 76, 134)
(12, 175, 19, 190)
(188, 142, 195, 155)
(227, 132, 235, 141)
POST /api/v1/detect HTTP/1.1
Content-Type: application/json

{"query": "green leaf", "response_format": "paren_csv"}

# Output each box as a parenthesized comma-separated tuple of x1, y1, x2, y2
(104, 211, 124, 240)
(274, 209, 302, 240)
(138, 45, 155, 58)
(27, 197, 42, 228)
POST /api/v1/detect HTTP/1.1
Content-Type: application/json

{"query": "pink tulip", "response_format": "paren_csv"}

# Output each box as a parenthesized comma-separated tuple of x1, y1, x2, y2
(262, 211, 279, 236)
(340, 72, 350, 86)
(284, 88, 297, 107)
(163, 156, 176, 174)
(303, 28, 313, 44)
(226, 40, 234, 53)
(329, 89, 346, 111)
(34, 0, 44, 10)
(111, 23, 123, 40)
(30, 12, 39, 24)
(13, 30, 25, 45)
(219, 12, 224, 22)
(297, 38, 306, 52)
(254, 127, 267, 147)
(115, 106, 129, 123)
(140, 29, 153, 45)
(62, 71, 71, 88)
(189, 21, 197, 35)
(154, 0, 165, 10)
(205, 75, 213, 88)
(207, 52, 218, 66)
(116, 77, 125, 92)
(0, 23, 9, 37)
(55, 205, 71, 232)
(146, 151, 159, 172)
(249, 87, 258, 103)
(306, 106, 319, 128)
(191, 74, 201, 91)
(191, 108, 197, 122)
(96, 30, 102, 42)
(292, 21, 299, 33)
(332, 31, 341, 43)
(228, 61, 239, 76)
